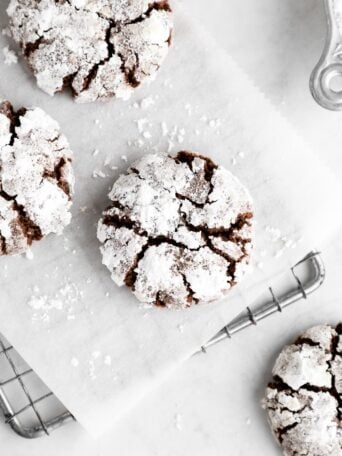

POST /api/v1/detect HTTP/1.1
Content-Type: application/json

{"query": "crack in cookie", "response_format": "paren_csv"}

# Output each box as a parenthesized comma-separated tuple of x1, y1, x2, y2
(0, 101, 74, 256)
(43, 157, 72, 198)
(7, 0, 173, 102)
(263, 324, 342, 456)
(97, 151, 254, 309)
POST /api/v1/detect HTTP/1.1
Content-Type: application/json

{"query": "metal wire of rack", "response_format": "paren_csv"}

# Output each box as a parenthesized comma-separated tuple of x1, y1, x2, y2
(0, 251, 325, 439)
(0, 335, 75, 438)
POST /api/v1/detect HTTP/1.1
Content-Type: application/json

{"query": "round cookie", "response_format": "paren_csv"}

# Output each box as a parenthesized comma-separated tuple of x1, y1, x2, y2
(7, 0, 173, 103)
(0, 100, 74, 256)
(97, 151, 254, 309)
(263, 324, 342, 456)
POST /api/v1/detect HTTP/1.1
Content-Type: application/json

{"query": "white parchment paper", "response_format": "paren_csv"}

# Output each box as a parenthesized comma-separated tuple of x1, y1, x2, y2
(0, 2, 341, 438)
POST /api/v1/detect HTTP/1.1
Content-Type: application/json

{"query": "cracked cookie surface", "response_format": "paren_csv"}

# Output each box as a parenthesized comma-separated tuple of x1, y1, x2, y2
(0, 101, 74, 256)
(7, 0, 173, 102)
(97, 151, 254, 309)
(263, 324, 342, 456)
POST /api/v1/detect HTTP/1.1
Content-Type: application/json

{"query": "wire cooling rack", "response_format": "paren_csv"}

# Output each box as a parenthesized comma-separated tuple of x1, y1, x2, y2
(0, 251, 325, 439)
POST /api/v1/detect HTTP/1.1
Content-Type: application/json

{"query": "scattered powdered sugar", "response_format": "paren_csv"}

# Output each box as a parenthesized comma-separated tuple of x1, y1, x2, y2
(161, 121, 168, 136)
(71, 357, 79, 367)
(265, 225, 302, 258)
(142, 130, 152, 139)
(2, 46, 18, 65)
(135, 118, 148, 133)
(28, 295, 63, 311)
(184, 103, 192, 116)
(208, 118, 222, 129)
(88, 359, 97, 380)
(104, 355, 112, 366)
(87, 350, 114, 380)
(126, 105, 225, 157)
(177, 324, 184, 333)
(2, 27, 11, 37)
(25, 249, 34, 260)
(27, 281, 83, 323)
(174, 413, 182, 431)
(92, 169, 107, 179)
(139, 96, 155, 109)
(265, 226, 282, 242)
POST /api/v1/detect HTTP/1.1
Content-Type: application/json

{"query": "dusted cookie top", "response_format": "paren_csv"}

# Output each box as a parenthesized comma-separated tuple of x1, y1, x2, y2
(263, 324, 342, 456)
(7, 0, 172, 102)
(98, 151, 254, 309)
(0, 101, 74, 256)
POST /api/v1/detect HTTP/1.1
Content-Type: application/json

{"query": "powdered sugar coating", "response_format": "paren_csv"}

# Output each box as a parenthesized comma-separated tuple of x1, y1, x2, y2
(0, 101, 74, 256)
(263, 324, 342, 456)
(7, 0, 172, 102)
(98, 225, 148, 286)
(97, 151, 254, 309)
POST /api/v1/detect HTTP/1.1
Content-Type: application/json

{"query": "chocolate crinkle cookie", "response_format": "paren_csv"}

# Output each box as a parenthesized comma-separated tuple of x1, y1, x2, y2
(263, 324, 342, 456)
(97, 151, 254, 309)
(0, 101, 74, 256)
(7, 0, 173, 102)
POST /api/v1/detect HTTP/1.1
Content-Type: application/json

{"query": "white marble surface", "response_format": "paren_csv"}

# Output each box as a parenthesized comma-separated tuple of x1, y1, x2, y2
(1, 0, 342, 454)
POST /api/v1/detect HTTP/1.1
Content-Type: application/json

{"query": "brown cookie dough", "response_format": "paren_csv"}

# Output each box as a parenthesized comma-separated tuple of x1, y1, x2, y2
(7, 0, 173, 102)
(263, 324, 342, 456)
(0, 101, 74, 256)
(97, 151, 254, 309)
